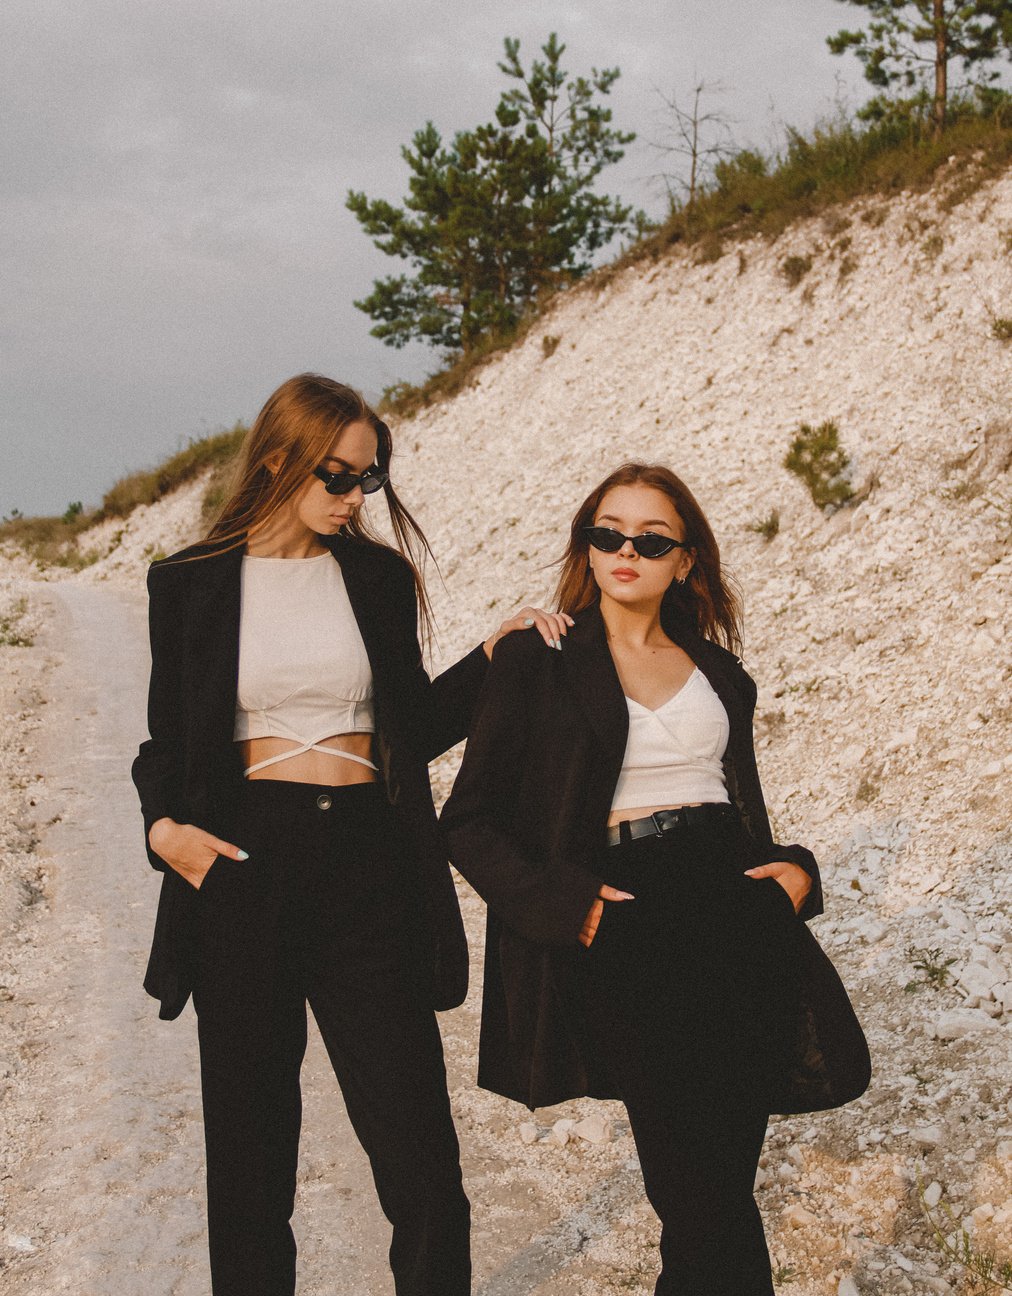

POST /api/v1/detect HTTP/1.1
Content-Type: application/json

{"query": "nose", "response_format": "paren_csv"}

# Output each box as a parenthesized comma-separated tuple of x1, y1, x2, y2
(617, 538, 638, 559)
(343, 484, 365, 507)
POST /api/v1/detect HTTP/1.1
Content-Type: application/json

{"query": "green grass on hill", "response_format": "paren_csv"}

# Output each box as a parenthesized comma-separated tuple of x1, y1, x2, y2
(5, 101, 1011, 561)
(382, 103, 1012, 418)
(0, 424, 246, 569)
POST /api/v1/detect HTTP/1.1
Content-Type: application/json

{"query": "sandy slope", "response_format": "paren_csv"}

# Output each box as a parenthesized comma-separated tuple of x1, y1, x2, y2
(2, 158, 1012, 1294)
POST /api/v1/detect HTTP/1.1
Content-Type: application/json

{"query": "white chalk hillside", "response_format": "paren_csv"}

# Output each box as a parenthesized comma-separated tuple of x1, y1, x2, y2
(22, 160, 1012, 1291)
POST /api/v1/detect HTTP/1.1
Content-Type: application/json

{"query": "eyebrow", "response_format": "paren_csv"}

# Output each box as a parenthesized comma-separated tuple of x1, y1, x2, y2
(597, 514, 675, 531)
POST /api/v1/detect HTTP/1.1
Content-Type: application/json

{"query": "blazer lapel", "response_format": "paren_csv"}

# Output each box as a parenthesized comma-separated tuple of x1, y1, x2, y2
(328, 536, 391, 699)
(186, 544, 244, 745)
(661, 610, 749, 736)
(561, 604, 629, 756)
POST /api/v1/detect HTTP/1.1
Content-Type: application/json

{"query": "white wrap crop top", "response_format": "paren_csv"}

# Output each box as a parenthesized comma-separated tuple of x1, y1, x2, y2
(233, 552, 377, 776)
(611, 667, 730, 811)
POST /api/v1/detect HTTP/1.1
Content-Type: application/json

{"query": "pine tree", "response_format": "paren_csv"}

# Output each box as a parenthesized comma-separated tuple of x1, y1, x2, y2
(828, 1, 1012, 134)
(346, 34, 637, 353)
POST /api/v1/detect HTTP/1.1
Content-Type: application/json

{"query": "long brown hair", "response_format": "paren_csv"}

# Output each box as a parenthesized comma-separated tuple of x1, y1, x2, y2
(553, 462, 743, 652)
(200, 373, 435, 639)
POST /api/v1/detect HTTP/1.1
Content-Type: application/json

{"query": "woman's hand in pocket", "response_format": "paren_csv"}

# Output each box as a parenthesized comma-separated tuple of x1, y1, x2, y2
(743, 860, 810, 914)
(148, 818, 248, 891)
(579, 884, 635, 948)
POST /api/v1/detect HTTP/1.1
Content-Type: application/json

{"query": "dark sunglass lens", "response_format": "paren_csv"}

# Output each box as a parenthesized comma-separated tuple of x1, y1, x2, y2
(585, 527, 623, 552)
(361, 474, 387, 495)
(634, 534, 676, 558)
(324, 474, 357, 495)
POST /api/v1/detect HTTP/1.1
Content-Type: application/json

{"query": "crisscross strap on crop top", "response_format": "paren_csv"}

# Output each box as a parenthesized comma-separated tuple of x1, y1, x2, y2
(233, 552, 378, 777)
(610, 667, 731, 812)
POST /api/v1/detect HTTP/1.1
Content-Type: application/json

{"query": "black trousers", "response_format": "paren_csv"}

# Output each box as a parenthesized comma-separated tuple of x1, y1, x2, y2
(191, 780, 471, 1296)
(581, 811, 802, 1296)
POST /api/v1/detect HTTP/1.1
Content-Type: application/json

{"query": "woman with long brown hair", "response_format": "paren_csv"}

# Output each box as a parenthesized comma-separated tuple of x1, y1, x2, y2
(131, 372, 570, 1296)
(442, 462, 862, 1293)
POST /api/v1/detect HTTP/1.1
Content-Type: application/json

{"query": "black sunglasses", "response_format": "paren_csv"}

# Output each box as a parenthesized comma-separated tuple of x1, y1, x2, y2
(583, 526, 690, 559)
(312, 465, 389, 496)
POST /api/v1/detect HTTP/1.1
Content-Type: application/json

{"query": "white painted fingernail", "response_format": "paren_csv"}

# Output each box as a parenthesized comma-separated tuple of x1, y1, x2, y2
(523, 617, 534, 626)
(237, 849, 249, 860)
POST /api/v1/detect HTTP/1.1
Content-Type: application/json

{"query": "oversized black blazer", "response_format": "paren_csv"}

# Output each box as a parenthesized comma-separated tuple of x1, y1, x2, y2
(132, 532, 488, 1020)
(440, 599, 826, 1110)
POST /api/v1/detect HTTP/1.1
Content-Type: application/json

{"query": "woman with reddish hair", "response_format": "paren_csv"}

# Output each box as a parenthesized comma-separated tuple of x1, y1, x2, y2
(443, 462, 867, 1294)
(132, 372, 569, 1296)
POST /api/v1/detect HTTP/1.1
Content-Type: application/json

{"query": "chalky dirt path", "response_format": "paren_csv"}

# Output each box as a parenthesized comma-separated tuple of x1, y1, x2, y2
(0, 582, 418, 1294)
(0, 581, 648, 1296)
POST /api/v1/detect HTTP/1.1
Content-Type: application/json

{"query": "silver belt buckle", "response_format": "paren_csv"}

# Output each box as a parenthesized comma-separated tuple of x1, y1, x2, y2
(651, 810, 676, 835)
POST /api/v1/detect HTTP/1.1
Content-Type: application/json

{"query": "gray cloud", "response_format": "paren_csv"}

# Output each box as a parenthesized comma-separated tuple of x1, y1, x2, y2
(2, 0, 865, 516)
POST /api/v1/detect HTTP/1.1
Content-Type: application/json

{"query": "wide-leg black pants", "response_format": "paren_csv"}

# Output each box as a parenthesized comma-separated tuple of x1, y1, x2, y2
(581, 812, 802, 1296)
(191, 780, 471, 1296)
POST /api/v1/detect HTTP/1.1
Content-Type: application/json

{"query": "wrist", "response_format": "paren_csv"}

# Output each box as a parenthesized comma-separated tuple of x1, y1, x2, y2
(149, 817, 178, 850)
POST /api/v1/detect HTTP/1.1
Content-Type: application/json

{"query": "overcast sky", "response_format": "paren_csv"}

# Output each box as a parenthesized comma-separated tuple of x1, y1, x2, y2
(2, 0, 874, 518)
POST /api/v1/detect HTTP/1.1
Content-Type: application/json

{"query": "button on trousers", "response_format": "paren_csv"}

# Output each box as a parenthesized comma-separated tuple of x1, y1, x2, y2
(192, 780, 470, 1296)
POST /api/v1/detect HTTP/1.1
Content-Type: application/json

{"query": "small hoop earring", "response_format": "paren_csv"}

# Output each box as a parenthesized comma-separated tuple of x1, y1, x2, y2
(676, 575, 687, 585)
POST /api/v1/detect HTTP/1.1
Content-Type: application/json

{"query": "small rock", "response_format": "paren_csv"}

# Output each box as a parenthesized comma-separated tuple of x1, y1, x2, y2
(935, 1009, 999, 1040)
(549, 1118, 574, 1147)
(957, 963, 1000, 1001)
(6, 1235, 34, 1253)
(754, 1166, 768, 1190)
(783, 1204, 818, 1228)
(838, 1276, 860, 1295)
(923, 1181, 943, 1208)
(572, 1114, 612, 1145)
(518, 1122, 537, 1145)
(910, 1125, 943, 1148)
(971, 1203, 994, 1225)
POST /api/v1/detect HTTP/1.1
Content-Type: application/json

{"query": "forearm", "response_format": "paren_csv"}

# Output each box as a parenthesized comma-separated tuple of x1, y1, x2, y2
(424, 643, 489, 760)
(443, 808, 601, 946)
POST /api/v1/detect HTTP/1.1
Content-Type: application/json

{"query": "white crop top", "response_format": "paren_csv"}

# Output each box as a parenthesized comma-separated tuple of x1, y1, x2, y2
(233, 552, 377, 777)
(611, 668, 731, 811)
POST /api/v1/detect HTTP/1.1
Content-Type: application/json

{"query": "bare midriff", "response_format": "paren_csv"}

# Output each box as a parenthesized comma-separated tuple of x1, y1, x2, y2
(241, 732, 377, 786)
(606, 802, 702, 827)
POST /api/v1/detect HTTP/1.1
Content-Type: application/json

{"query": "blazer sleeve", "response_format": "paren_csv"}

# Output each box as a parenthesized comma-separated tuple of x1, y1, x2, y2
(440, 636, 603, 946)
(386, 556, 489, 761)
(730, 662, 824, 922)
(130, 561, 186, 871)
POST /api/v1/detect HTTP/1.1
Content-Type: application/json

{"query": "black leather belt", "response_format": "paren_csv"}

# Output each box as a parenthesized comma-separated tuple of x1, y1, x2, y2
(607, 803, 735, 847)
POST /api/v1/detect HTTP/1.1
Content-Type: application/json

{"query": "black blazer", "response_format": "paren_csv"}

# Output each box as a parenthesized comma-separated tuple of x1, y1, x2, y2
(132, 533, 488, 1020)
(440, 599, 825, 1110)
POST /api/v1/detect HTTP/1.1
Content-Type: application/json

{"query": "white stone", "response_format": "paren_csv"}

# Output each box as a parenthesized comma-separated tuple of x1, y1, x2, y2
(923, 1181, 943, 1209)
(971, 1203, 995, 1225)
(783, 1204, 818, 1228)
(838, 1277, 860, 1295)
(572, 1114, 612, 1145)
(518, 1122, 537, 1145)
(957, 962, 1000, 1001)
(935, 1009, 999, 1040)
(549, 1118, 574, 1147)
(910, 1125, 944, 1148)
(754, 1166, 768, 1190)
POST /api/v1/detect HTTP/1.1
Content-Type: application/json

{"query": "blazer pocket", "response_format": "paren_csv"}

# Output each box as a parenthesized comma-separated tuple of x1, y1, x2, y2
(198, 853, 228, 898)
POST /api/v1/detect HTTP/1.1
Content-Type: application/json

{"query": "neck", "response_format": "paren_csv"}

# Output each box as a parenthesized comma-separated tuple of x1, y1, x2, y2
(246, 513, 329, 559)
(598, 592, 666, 648)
